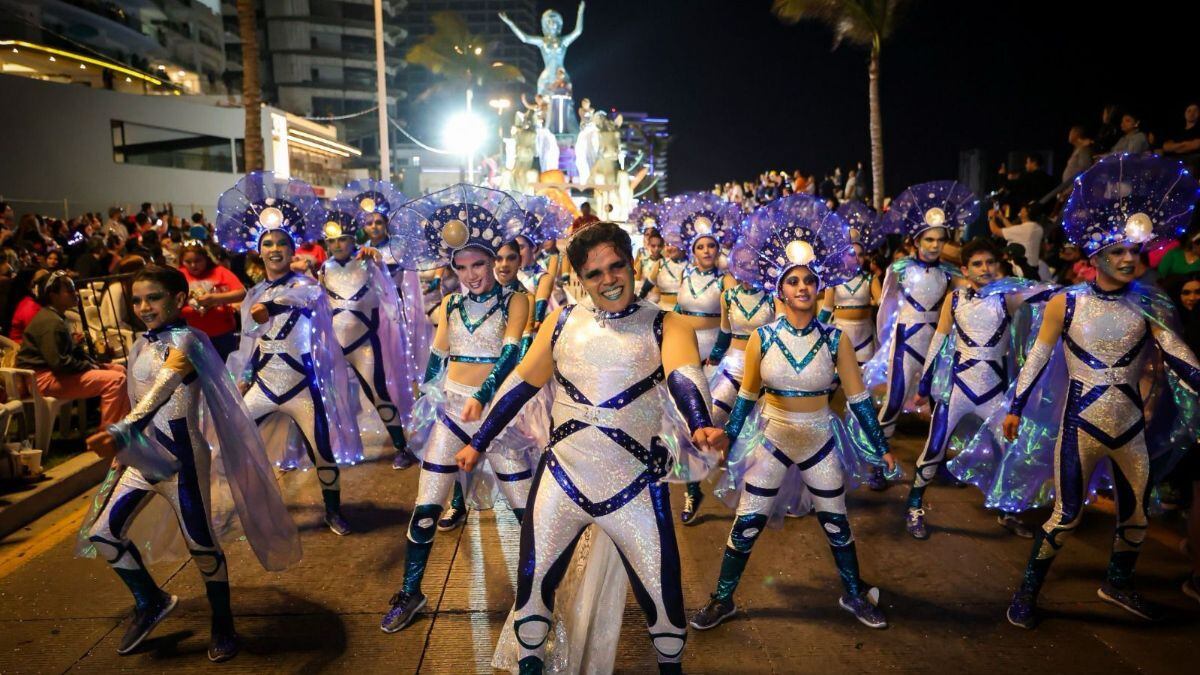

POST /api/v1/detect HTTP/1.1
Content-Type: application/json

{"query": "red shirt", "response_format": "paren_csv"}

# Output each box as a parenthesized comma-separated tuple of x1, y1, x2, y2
(9, 296, 41, 342)
(296, 242, 328, 267)
(180, 264, 244, 337)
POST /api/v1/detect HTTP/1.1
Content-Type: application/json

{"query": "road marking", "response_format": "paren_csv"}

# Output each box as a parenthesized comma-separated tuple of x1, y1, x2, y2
(0, 500, 91, 580)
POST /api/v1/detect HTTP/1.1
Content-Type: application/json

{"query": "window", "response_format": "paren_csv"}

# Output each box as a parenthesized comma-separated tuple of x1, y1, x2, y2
(111, 120, 240, 173)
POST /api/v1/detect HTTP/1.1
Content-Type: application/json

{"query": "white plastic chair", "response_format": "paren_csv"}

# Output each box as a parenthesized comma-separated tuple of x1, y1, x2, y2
(0, 367, 83, 451)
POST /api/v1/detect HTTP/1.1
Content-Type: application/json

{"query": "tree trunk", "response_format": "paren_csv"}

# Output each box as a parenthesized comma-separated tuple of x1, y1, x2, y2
(868, 45, 884, 210)
(238, 0, 263, 172)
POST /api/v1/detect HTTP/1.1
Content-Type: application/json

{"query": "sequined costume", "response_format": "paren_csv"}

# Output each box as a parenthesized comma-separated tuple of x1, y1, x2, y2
(676, 264, 725, 359)
(829, 271, 875, 364)
(709, 285, 775, 428)
(648, 257, 686, 311)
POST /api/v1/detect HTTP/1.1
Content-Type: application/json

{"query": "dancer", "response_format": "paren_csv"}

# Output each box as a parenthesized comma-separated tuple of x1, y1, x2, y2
(640, 237, 688, 312)
(903, 238, 1055, 540)
(332, 179, 430, 470)
(635, 227, 666, 306)
(80, 265, 300, 662)
(661, 192, 741, 525)
(381, 185, 534, 633)
(1004, 154, 1200, 628)
(216, 171, 363, 536)
(864, 181, 976, 490)
(818, 201, 888, 365)
(691, 195, 895, 632)
(514, 194, 572, 328)
(318, 209, 417, 465)
(453, 221, 726, 673)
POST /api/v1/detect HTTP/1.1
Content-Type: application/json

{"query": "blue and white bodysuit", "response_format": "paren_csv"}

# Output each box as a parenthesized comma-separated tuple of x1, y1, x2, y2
(710, 285, 775, 427)
(831, 272, 875, 364)
(675, 265, 724, 360)
(652, 258, 687, 312)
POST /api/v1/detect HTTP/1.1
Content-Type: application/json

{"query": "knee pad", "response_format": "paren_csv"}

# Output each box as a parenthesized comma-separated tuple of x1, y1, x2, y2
(728, 513, 768, 553)
(816, 511, 854, 548)
(316, 465, 340, 488)
(650, 630, 687, 662)
(88, 534, 125, 565)
(191, 549, 227, 579)
(377, 403, 398, 425)
(408, 504, 442, 545)
(514, 615, 552, 650)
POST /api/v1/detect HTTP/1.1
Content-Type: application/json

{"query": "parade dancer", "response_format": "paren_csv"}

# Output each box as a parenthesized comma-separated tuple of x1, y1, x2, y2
(332, 179, 430, 470)
(318, 209, 418, 465)
(216, 171, 363, 536)
(514, 194, 572, 328)
(640, 238, 688, 312)
(691, 195, 895, 632)
(450, 221, 726, 673)
(902, 238, 1055, 540)
(818, 201, 888, 365)
(635, 226, 666, 305)
(80, 265, 300, 662)
(863, 181, 976, 490)
(381, 185, 535, 633)
(660, 192, 740, 524)
(1004, 154, 1200, 628)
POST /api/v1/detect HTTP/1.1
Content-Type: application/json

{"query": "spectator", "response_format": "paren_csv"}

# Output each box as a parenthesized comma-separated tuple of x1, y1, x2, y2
(1158, 230, 1200, 278)
(570, 201, 600, 233)
(1012, 154, 1057, 206)
(179, 243, 246, 359)
(1161, 102, 1200, 171)
(1107, 112, 1150, 155)
(0, 201, 13, 230)
(988, 203, 1045, 267)
(1095, 104, 1122, 153)
(2, 268, 48, 342)
(1045, 125, 1095, 203)
(1134, 252, 1159, 287)
(1002, 243, 1040, 280)
(16, 214, 50, 255)
(44, 249, 64, 272)
(15, 271, 129, 427)
(72, 236, 109, 279)
(102, 207, 129, 244)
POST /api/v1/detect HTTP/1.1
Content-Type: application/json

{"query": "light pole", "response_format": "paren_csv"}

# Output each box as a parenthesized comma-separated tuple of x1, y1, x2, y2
(373, 0, 390, 180)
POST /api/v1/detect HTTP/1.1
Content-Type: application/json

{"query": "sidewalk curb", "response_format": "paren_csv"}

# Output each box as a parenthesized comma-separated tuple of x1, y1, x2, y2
(0, 454, 106, 540)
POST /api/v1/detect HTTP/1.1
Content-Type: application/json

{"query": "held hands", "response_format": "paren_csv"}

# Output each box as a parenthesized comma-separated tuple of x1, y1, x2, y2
(691, 427, 729, 457)
(881, 452, 896, 473)
(461, 397, 484, 423)
(250, 303, 269, 324)
(455, 445, 482, 472)
(357, 247, 382, 263)
(912, 394, 927, 409)
(1003, 414, 1021, 441)
(86, 430, 118, 459)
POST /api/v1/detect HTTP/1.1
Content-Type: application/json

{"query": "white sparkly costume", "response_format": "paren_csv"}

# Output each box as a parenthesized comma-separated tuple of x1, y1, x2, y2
(831, 272, 875, 364)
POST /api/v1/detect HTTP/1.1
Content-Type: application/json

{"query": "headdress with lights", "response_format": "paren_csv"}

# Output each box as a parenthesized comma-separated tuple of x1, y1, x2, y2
(836, 201, 893, 252)
(389, 184, 525, 266)
(728, 195, 858, 293)
(661, 192, 741, 253)
(215, 171, 324, 253)
(513, 194, 573, 248)
(629, 201, 664, 234)
(885, 180, 980, 240)
(332, 179, 408, 235)
(318, 209, 357, 242)
(1062, 153, 1199, 258)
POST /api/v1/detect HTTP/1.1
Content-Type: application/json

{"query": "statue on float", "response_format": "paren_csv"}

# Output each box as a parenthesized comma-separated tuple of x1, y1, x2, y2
(499, 2, 586, 96)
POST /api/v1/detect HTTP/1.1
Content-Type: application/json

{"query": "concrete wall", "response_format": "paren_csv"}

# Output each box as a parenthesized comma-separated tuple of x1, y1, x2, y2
(0, 74, 244, 218)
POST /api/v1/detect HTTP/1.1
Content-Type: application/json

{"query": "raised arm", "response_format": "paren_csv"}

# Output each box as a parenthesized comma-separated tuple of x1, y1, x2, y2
(499, 12, 540, 45)
(563, 1, 586, 46)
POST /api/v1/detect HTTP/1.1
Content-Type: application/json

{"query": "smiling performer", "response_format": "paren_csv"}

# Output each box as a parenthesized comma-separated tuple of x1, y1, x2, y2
(863, 181, 976, 490)
(692, 195, 896, 632)
(902, 238, 1056, 540)
(318, 208, 420, 467)
(381, 185, 533, 634)
(514, 194, 573, 329)
(216, 172, 363, 537)
(1003, 154, 1200, 629)
(659, 192, 740, 525)
(454, 221, 726, 673)
(818, 201, 890, 365)
(79, 265, 300, 662)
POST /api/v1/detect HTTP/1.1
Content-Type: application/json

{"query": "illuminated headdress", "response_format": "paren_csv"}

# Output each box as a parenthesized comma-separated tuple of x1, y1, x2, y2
(390, 184, 524, 266)
(513, 194, 572, 248)
(728, 195, 857, 293)
(885, 180, 980, 239)
(661, 192, 741, 252)
(836, 201, 893, 252)
(318, 209, 357, 241)
(332, 178, 408, 235)
(629, 201, 664, 234)
(1062, 153, 1199, 257)
(215, 171, 323, 253)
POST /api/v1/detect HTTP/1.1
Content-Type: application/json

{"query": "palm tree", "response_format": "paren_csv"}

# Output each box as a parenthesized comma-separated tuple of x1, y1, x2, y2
(772, 0, 909, 209)
(405, 11, 525, 112)
(237, 0, 263, 171)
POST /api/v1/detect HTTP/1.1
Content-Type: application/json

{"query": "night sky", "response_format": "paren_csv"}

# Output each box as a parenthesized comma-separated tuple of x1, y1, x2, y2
(542, 0, 1198, 195)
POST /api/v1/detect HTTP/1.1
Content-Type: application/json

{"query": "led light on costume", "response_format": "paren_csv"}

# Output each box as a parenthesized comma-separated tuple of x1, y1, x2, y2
(823, 202, 895, 364)
(863, 181, 977, 439)
(215, 171, 322, 253)
(511, 194, 572, 323)
(1002, 154, 1200, 623)
(661, 192, 740, 359)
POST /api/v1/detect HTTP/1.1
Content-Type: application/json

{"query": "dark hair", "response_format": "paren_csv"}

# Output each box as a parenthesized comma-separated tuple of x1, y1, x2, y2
(140, 202, 152, 212)
(644, 228, 663, 243)
(132, 264, 189, 297)
(135, 212, 150, 227)
(142, 230, 159, 246)
(960, 237, 999, 264)
(497, 240, 521, 257)
(36, 270, 74, 304)
(566, 221, 633, 271)
(1024, 153, 1042, 167)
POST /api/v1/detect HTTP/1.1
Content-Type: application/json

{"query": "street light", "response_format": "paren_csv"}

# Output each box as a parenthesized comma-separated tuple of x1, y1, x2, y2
(489, 98, 511, 115)
(443, 111, 488, 183)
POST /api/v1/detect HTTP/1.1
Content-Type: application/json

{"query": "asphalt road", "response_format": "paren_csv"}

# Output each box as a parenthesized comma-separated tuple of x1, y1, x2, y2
(1, 426, 1196, 674)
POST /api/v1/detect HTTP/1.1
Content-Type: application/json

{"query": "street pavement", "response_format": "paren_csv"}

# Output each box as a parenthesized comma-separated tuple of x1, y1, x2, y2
(0, 426, 1197, 674)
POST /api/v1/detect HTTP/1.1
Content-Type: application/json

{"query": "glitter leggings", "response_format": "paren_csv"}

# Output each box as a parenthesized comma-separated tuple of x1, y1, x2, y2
(244, 368, 340, 494)
(878, 321, 936, 438)
(909, 373, 1007, 505)
(834, 316, 875, 365)
(342, 319, 402, 442)
(513, 457, 686, 668)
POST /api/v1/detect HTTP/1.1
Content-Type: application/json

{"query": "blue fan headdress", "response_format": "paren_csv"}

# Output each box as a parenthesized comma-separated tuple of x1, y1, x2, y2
(662, 192, 741, 253)
(836, 201, 892, 252)
(729, 195, 857, 293)
(332, 179, 408, 237)
(885, 180, 980, 239)
(629, 201, 664, 234)
(215, 171, 323, 253)
(1063, 153, 1199, 257)
(390, 184, 525, 267)
(513, 194, 573, 248)
(317, 209, 357, 241)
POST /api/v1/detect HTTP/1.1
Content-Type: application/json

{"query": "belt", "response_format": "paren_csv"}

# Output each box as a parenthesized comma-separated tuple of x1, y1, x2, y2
(676, 309, 720, 318)
(731, 333, 751, 340)
(553, 398, 622, 428)
(449, 355, 500, 364)
(764, 386, 834, 398)
(259, 340, 307, 354)
(835, 304, 869, 310)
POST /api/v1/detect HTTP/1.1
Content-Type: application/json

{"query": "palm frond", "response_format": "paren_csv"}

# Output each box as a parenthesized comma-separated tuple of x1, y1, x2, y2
(772, 0, 909, 48)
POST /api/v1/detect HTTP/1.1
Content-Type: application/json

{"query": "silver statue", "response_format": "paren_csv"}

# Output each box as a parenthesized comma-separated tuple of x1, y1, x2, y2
(499, 2, 586, 96)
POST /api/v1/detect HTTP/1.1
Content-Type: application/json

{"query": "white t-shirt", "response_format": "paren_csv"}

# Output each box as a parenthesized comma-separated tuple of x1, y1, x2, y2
(1001, 221, 1044, 265)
